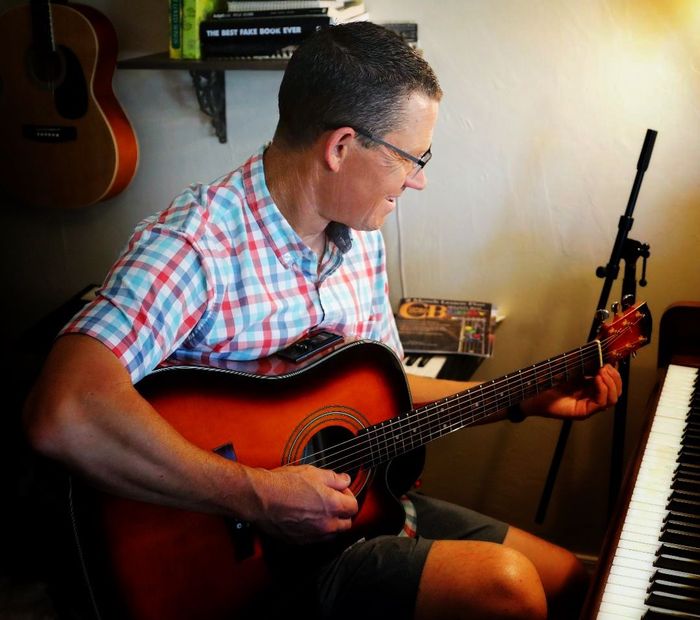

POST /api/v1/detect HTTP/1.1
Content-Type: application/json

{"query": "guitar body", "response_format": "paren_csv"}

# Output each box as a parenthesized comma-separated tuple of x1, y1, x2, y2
(0, 3, 138, 209)
(73, 341, 420, 619)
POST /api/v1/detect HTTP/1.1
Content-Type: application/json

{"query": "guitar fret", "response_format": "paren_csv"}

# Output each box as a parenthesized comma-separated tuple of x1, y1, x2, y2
(368, 425, 381, 468)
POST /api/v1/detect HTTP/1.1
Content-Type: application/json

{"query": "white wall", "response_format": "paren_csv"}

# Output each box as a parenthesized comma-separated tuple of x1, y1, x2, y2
(3, 0, 700, 555)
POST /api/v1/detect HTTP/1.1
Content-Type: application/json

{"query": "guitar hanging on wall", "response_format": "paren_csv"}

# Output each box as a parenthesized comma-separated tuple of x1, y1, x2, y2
(0, 0, 139, 209)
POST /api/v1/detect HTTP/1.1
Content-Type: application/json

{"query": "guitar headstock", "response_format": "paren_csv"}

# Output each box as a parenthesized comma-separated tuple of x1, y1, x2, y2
(598, 301, 652, 363)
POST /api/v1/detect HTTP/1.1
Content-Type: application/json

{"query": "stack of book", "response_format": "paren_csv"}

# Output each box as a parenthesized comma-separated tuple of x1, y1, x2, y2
(199, 0, 368, 59)
(169, 0, 220, 60)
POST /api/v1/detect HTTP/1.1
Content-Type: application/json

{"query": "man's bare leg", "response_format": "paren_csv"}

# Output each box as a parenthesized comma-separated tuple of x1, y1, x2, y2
(415, 539, 548, 619)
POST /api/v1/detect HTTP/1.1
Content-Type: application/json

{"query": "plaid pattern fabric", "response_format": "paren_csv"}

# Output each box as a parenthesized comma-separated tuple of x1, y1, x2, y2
(62, 146, 403, 384)
(399, 494, 418, 538)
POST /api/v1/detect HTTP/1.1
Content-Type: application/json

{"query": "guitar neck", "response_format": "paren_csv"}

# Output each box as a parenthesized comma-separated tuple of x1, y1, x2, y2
(30, 0, 55, 54)
(358, 339, 604, 469)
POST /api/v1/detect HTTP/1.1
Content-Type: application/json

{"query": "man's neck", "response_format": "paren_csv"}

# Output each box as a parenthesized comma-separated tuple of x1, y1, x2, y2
(263, 142, 329, 257)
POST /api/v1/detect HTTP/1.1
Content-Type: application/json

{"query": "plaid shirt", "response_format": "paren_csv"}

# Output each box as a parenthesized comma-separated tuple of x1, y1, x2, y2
(62, 147, 403, 384)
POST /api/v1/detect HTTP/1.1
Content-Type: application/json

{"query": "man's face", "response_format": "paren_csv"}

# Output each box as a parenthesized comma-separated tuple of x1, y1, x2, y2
(327, 93, 439, 231)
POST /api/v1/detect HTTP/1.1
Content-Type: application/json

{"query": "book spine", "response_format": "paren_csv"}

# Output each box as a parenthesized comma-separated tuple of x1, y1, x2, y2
(212, 8, 329, 18)
(182, 0, 217, 59)
(169, 0, 183, 59)
(201, 14, 330, 44)
(227, 1, 343, 10)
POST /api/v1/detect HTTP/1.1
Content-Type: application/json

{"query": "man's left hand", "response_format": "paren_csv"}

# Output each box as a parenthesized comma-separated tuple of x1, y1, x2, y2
(521, 363, 623, 420)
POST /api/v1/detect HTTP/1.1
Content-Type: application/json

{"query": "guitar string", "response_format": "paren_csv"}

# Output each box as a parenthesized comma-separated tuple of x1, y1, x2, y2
(292, 331, 626, 472)
(303, 341, 606, 474)
(291, 324, 640, 473)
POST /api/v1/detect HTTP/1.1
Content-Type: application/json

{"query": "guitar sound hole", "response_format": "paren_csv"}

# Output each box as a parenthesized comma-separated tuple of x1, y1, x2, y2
(53, 45, 88, 119)
(27, 47, 65, 89)
(301, 426, 359, 480)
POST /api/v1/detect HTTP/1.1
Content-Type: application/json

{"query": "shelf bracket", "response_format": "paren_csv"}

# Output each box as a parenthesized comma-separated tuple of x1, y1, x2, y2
(189, 69, 227, 143)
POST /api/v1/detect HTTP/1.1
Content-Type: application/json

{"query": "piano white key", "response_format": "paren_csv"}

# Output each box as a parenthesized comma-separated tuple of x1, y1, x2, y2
(627, 499, 667, 518)
(612, 548, 656, 570)
(597, 599, 646, 618)
(601, 580, 650, 605)
(614, 537, 660, 555)
(606, 562, 653, 584)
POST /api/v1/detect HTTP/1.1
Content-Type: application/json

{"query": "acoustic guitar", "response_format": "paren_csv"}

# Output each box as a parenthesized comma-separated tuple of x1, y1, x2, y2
(70, 302, 651, 619)
(0, 1, 138, 209)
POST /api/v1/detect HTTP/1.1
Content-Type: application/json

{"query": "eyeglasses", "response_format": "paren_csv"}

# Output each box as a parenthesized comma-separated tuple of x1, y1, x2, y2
(354, 127, 432, 178)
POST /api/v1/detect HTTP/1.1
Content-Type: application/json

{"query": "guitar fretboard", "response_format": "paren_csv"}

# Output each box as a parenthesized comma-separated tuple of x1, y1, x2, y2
(359, 340, 603, 469)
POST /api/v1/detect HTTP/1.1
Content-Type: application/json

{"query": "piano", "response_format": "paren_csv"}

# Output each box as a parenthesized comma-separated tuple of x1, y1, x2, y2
(586, 302, 700, 619)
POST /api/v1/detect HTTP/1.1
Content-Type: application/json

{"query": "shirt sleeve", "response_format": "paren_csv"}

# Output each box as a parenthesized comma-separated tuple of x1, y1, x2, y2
(61, 224, 211, 383)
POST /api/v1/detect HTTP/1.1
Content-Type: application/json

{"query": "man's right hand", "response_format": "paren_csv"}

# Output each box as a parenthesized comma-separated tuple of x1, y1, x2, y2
(248, 465, 359, 545)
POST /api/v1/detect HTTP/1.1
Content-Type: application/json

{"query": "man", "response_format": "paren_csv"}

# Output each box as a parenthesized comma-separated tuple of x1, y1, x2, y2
(24, 22, 621, 619)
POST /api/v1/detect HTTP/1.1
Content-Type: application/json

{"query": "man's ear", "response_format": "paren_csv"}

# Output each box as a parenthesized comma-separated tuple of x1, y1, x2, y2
(323, 127, 356, 172)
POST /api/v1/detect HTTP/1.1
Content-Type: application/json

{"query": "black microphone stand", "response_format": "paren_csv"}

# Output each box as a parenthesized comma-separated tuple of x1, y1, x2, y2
(535, 129, 657, 524)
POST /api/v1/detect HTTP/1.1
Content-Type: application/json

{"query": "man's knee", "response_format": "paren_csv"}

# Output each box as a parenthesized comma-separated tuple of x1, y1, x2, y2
(416, 541, 547, 619)
(487, 546, 548, 619)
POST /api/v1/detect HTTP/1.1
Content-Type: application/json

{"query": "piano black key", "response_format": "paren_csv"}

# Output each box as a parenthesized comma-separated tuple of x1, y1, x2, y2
(674, 466, 700, 478)
(679, 451, 700, 461)
(648, 584, 700, 607)
(668, 494, 700, 516)
(674, 478, 700, 495)
(678, 448, 700, 467)
(663, 519, 700, 540)
(646, 589, 700, 616)
(644, 608, 700, 618)
(655, 544, 700, 575)
(666, 511, 700, 525)
(680, 433, 700, 447)
(661, 528, 700, 548)
(649, 570, 700, 590)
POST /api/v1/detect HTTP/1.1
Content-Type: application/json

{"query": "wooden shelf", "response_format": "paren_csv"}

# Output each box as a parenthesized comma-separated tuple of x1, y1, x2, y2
(117, 52, 288, 142)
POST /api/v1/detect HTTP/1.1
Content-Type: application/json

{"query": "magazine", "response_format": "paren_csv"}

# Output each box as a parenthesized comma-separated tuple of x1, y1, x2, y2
(396, 297, 495, 357)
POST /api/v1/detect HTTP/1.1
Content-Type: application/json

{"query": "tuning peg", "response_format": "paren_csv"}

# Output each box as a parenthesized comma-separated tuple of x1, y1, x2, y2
(611, 301, 620, 315)
(596, 308, 610, 322)
(621, 294, 635, 309)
